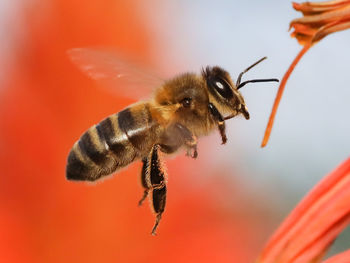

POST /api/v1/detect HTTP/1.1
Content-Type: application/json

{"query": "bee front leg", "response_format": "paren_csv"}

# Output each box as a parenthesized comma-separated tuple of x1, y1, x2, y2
(185, 140, 198, 159)
(173, 123, 198, 159)
(208, 103, 227, 144)
(160, 123, 198, 159)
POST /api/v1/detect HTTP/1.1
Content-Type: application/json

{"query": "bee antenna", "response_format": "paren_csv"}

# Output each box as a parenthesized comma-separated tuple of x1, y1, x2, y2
(237, 78, 279, 90)
(236, 57, 268, 87)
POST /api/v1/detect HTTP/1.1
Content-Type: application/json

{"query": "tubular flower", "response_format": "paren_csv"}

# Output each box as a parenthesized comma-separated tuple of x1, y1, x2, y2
(261, 0, 350, 147)
(256, 158, 350, 263)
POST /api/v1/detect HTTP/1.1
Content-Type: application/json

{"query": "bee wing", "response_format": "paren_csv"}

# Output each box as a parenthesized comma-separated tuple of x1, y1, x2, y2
(67, 48, 165, 100)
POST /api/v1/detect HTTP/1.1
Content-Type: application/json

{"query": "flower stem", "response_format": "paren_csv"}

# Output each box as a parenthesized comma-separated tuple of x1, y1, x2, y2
(261, 43, 311, 147)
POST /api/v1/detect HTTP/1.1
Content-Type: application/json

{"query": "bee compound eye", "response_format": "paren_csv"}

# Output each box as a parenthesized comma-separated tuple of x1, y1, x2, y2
(210, 77, 233, 100)
(181, 98, 192, 108)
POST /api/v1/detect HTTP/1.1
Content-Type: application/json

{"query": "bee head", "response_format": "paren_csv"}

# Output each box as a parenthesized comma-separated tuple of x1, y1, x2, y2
(202, 58, 279, 121)
(202, 66, 250, 120)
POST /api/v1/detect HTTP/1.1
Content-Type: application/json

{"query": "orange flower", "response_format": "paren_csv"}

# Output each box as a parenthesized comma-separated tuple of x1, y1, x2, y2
(261, 0, 350, 147)
(257, 158, 350, 263)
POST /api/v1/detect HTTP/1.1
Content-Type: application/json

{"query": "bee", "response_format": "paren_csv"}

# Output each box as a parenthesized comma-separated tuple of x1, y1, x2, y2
(66, 48, 278, 235)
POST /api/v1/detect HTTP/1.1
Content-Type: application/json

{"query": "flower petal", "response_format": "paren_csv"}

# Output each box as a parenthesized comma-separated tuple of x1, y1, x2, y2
(257, 158, 350, 263)
(323, 249, 350, 263)
(313, 19, 350, 42)
(293, 0, 350, 15)
(290, 2, 350, 44)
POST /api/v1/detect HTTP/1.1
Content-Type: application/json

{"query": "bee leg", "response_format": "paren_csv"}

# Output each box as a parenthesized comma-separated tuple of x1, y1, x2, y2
(173, 123, 198, 159)
(151, 186, 166, 235)
(148, 145, 167, 236)
(159, 123, 198, 158)
(208, 103, 227, 144)
(138, 158, 150, 206)
(185, 142, 198, 159)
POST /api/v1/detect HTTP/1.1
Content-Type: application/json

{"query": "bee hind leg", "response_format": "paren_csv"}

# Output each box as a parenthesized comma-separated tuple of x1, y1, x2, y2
(150, 145, 167, 235)
(140, 145, 167, 235)
(151, 185, 166, 235)
(138, 158, 150, 206)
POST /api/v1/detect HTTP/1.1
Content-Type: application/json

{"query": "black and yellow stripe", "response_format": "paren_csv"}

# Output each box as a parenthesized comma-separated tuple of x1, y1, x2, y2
(66, 103, 159, 181)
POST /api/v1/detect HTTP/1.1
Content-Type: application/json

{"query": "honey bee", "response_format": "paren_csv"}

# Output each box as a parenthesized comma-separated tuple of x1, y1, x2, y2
(66, 48, 278, 235)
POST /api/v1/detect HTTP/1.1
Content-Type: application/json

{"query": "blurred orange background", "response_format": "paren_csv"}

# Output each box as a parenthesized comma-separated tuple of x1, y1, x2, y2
(0, 1, 276, 262)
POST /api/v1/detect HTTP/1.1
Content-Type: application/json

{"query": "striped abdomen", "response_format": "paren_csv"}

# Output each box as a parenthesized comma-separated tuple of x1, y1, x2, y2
(66, 103, 160, 181)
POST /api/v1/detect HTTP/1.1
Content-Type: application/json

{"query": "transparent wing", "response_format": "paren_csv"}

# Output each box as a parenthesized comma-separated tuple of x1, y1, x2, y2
(67, 48, 165, 100)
